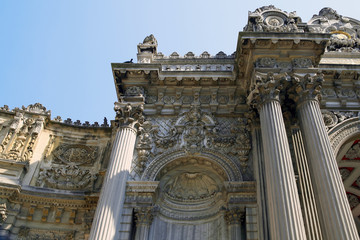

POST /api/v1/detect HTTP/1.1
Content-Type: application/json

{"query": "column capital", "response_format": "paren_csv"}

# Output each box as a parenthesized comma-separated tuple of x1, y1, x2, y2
(288, 72, 324, 105)
(224, 208, 244, 225)
(134, 207, 154, 226)
(247, 72, 284, 110)
(114, 102, 144, 130)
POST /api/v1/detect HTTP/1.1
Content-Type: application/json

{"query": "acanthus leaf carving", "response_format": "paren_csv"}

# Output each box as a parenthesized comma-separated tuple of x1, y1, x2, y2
(287, 72, 324, 103)
(224, 208, 244, 225)
(114, 102, 144, 129)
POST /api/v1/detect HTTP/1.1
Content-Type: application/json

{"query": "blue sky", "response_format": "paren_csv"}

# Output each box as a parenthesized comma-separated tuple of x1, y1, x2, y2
(1, 0, 359, 123)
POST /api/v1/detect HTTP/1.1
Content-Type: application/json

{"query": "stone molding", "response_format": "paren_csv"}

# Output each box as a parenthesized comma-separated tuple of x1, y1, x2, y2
(328, 117, 360, 155)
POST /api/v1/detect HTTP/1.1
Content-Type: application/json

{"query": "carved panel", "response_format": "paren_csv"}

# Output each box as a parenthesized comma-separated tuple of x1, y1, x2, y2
(36, 140, 101, 191)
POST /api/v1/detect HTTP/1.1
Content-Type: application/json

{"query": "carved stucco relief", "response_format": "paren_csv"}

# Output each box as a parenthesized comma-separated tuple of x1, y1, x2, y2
(131, 106, 251, 181)
(36, 141, 101, 191)
(0, 112, 45, 162)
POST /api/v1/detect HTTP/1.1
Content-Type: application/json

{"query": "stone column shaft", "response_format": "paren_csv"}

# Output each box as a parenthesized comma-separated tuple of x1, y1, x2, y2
(89, 127, 137, 240)
(90, 101, 144, 240)
(297, 99, 359, 240)
(291, 127, 323, 240)
(259, 100, 307, 240)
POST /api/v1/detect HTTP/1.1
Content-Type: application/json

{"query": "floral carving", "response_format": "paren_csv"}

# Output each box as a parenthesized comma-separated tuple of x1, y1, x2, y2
(37, 165, 97, 190)
(175, 106, 215, 153)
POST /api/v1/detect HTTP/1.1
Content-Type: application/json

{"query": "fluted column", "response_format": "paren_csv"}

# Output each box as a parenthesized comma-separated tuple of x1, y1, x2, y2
(291, 73, 359, 240)
(224, 208, 243, 240)
(134, 207, 154, 240)
(89, 102, 144, 240)
(291, 127, 323, 240)
(248, 73, 307, 240)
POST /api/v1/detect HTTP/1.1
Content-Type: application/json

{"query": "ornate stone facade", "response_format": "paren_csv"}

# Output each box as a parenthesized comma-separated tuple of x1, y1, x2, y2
(1, 5, 360, 240)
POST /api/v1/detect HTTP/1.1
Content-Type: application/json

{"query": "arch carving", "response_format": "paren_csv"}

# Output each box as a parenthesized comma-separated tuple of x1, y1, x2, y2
(328, 117, 360, 156)
(140, 148, 242, 181)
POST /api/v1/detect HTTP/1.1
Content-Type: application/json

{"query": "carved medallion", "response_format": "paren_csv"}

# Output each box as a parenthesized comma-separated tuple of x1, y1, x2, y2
(52, 144, 98, 165)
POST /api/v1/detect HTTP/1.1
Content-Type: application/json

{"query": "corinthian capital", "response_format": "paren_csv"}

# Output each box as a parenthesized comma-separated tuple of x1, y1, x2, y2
(114, 102, 144, 129)
(288, 72, 324, 104)
(224, 208, 244, 225)
(247, 72, 285, 109)
(134, 207, 154, 226)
